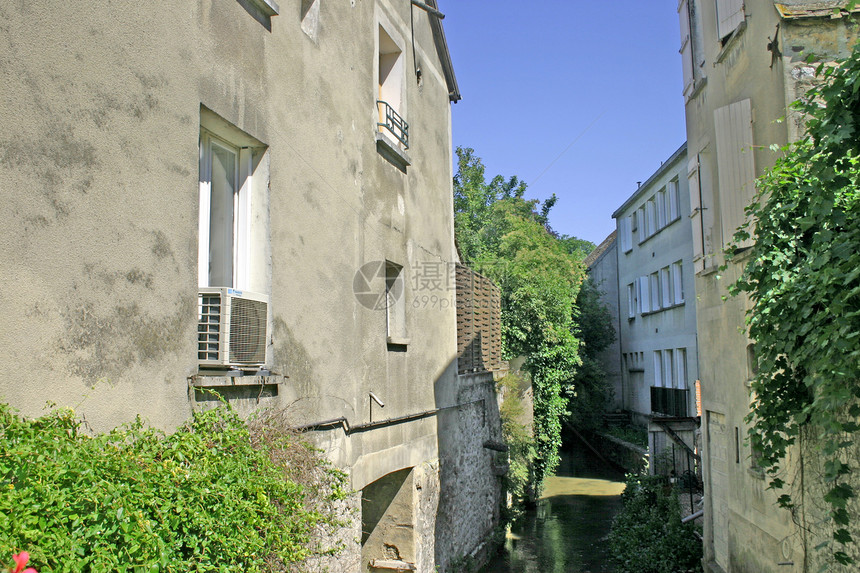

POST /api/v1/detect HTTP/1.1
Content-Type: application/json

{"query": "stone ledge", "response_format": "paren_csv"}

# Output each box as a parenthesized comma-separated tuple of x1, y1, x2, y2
(369, 559, 416, 571)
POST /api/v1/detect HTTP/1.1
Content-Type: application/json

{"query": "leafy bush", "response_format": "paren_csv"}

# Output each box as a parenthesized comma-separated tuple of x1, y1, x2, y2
(608, 474, 702, 573)
(0, 403, 347, 572)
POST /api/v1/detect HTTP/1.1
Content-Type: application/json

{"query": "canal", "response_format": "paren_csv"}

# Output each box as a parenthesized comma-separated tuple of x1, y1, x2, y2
(480, 439, 626, 573)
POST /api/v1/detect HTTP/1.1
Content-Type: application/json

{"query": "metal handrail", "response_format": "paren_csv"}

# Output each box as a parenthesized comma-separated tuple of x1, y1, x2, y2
(377, 100, 409, 149)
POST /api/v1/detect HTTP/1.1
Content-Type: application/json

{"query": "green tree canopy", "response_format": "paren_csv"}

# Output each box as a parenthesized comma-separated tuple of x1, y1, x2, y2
(453, 146, 588, 489)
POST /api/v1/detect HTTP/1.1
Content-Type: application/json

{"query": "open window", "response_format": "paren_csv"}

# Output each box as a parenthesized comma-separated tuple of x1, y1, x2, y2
(377, 25, 407, 150)
(197, 108, 271, 370)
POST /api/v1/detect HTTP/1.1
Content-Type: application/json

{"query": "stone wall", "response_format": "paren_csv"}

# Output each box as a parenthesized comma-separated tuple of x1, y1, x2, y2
(592, 431, 648, 474)
(434, 372, 504, 572)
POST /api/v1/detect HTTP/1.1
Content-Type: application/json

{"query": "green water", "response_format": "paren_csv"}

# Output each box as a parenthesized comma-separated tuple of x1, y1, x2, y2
(480, 445, 626, 573)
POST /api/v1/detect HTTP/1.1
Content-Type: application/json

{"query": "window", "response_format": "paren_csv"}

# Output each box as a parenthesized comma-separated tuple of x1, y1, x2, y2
(668, 179, 680, 221)
(671, 261, 685, 304)
(676, 348, 688, 389)
(198, 109, 268, 290)
(649, 272, 660, 311)
(654, 351, 663, 388)
(662, 349, 674, 388)
(385, 261, 408, 345)
(378, 25, 407, 149)
(657, 188, 668, 229)
(645, 198, 656, 238)
(637, 206, 646, 243)
(660, 266, 672, 308)
(639, 276, 650, 314)
(627, 282, 636, 318)
(715, 99, 755, 249)
(716, 0, 744, 42)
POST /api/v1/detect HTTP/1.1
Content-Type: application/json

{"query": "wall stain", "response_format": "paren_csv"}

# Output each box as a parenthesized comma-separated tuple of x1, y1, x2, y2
(60, 297, 193, 387)
(151, 230, 175, 260)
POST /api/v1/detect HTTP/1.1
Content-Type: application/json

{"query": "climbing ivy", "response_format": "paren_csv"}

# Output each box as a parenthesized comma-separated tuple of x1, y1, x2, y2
(728, 42, 860, 565)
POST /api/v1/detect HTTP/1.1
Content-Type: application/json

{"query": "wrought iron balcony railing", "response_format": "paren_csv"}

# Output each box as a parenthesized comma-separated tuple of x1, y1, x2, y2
(377, 100, 409, 149)
(651, 386, 690, 418)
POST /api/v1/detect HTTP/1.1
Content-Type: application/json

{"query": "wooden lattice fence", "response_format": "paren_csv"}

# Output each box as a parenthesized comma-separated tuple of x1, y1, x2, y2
(456, 264, 504, 375)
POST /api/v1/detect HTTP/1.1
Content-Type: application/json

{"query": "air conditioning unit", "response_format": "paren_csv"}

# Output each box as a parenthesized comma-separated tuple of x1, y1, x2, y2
(198, 287, 269, 368)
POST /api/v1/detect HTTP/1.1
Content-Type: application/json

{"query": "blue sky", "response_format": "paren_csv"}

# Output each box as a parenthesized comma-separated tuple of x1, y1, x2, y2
(442, 2, 688, 246)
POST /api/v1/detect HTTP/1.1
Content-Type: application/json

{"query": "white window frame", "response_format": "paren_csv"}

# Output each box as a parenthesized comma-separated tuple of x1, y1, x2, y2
(385, 261, 408, 344)
(627, 282, 636, 318)
(660, 266, 672, 308)
(672, 261, 685, 304)
(676, 348, 688, 390)
(657, 188, 668, 229)
(649, 272, 660, 311)
(668, 178, 680, 221)
(199, 130, 254, 289)
(663, 349, 675, 388)
(654, 351, 663, 388)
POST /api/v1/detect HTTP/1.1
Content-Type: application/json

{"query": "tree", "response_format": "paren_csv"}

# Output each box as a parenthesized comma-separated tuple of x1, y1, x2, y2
(567, 276, 616, 431)
(453, 147, 586, 491)
(730, 43, 860, 565)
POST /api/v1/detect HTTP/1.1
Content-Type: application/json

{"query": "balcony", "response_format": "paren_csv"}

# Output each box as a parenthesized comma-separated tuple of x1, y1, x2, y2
(650, 386, 689, 418)
(377, 100, 409, 149)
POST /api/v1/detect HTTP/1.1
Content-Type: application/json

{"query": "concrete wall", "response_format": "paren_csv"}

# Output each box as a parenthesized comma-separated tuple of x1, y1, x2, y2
(586, 235, 624, 411)
(613, 143, 700, 424)
(0, 1, 464, 570)
(679, 2, 860, 572)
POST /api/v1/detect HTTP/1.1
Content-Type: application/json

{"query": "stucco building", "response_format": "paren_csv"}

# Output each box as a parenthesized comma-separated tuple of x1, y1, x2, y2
(583, 231, 623, 413)
(612, 143, 700, 477)
(0, 1, 504, 571)
(676, 1, 860, 571)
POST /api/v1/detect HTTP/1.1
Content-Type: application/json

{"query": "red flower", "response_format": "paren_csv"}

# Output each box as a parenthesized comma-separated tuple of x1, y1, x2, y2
(10, 552, 37, 573)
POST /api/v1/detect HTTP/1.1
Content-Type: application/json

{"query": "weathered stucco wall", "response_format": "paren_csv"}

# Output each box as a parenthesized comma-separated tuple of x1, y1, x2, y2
(681, 2, 860, 572)
(586, 236, 623, 412)
(0, 1, 466, 570)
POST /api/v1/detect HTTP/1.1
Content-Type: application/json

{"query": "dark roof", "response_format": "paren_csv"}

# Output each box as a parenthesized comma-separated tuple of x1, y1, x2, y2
(584, 230, 617, 269)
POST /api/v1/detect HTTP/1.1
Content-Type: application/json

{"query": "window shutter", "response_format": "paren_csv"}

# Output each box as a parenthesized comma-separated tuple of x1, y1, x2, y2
(672, 261, 685, 304)
(715, 98, 755, 249)
(663, 349, 674, 388)
(628, 283, 636, 318)
(679, 0, 694, 96)
(637, 207, 646, 243)
(688, 155, 705, 270)
(717, 0, 744, 40)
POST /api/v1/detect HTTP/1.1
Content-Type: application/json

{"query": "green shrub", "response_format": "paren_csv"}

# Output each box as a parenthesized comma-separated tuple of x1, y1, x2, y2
(0, 403, 347, 572)
(608, 474, 702, 573)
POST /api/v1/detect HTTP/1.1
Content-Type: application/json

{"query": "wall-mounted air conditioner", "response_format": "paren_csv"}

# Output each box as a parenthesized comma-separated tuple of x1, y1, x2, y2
(198, 287, 269, 368)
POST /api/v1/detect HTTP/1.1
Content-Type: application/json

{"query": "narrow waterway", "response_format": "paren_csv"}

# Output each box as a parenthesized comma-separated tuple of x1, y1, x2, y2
(480, 440, 626, 573)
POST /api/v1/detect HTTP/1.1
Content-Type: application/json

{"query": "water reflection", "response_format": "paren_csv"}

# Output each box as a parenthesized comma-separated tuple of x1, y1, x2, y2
(480, 445, 625, 573)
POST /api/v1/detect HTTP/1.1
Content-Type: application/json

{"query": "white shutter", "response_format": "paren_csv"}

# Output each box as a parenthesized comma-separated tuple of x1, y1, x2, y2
(679, 0, 695, 96)
(716, 0, 744, 40)
(688, 155, 705, 270)
(640, 276, 650, 313)
(715, 99, 755, 249)
(637, 207, 646, 243)
(657, 190, 667, 229)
